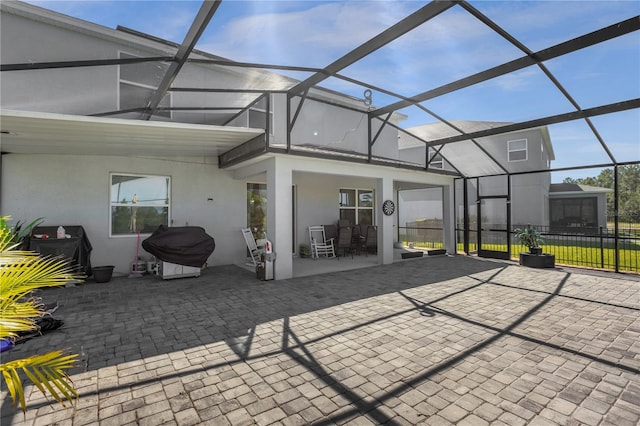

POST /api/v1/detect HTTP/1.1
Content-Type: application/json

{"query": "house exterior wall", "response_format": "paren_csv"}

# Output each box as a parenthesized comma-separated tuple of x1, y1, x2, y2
(2, 4, 401, 160)
(1, 2, 457, 279)
(479, 128, 551, 174)
(0, 10, 122, 114)
(1, 153, 251, 275)
(0, 7, 280, 125)
(293, 172, 377, 247)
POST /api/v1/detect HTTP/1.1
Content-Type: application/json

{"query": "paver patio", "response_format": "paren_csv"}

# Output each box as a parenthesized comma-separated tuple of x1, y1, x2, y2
(1, 255, 639, 425)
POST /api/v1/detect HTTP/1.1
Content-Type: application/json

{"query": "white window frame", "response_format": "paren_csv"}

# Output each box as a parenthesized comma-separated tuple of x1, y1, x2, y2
(428, 148, 444, 169)
(109, 173, 171, 238)
(508, 138, 528, 162)
(339, 188, 375, 225)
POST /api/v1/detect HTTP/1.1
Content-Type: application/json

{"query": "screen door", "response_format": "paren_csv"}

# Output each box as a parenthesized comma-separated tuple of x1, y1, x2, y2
(478, 197, 511, 260)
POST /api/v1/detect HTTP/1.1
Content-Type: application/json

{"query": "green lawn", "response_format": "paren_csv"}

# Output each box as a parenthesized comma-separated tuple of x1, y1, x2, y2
(454, 240, 639, 272)
(402, 240, 639, 273)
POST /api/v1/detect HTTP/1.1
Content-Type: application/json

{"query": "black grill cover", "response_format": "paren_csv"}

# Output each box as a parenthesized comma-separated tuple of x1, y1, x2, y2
(142, 225, 215, 268)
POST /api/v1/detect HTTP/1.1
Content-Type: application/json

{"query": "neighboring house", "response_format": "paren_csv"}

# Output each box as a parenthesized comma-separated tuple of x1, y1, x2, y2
(400, 120, 554, 229)
(549, 183, 612, 232)
(399, 121, 614, 234)
(0, 1, 457, 279)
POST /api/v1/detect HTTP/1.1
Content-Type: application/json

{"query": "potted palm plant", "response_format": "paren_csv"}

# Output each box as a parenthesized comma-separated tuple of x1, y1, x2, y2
(515, 227, 544, 255)
(0, 216, 83, 412)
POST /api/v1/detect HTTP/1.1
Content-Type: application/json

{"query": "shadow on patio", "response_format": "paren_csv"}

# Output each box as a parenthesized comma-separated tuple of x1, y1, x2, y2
(2, 255, 639, 424)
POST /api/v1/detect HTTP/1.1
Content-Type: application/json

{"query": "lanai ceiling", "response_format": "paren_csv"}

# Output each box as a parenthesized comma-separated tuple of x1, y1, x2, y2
(1, 0, 638, 178)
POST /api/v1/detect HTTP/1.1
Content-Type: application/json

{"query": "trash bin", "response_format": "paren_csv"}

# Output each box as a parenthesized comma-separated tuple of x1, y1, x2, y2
(256, 252, 276, 281)
(256, 260, 265, 280)
(263, 252, 276, 280)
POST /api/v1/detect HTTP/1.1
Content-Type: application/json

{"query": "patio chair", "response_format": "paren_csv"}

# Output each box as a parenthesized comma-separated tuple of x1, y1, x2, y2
(338, 219, 351, 228)
(351, 224, 362, 255)
(337, 225, 353, 259)
(362, 225, 378, 256)
(241, 228, 263, 266)
(309, 226, 336, 259)
(323, 224, 338, 252)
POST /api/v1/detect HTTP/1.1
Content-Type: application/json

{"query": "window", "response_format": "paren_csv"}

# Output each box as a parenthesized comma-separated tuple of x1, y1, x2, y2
(428, 148, 444, 169)
(508, 139, 527, 162)
(339, 189, 374, 225)
(550, 197, 598, 231)
(110, 173, 170, 236)
(119, 52, 171, 118)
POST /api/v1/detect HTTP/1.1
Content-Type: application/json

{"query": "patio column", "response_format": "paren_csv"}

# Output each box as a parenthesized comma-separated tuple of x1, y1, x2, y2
(442, 183, 456, 255)
(266, 157, 293, 280)
(377, 177, 394, 265)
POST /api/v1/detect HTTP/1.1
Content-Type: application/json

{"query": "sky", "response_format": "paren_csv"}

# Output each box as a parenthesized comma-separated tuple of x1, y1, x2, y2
(23, 0, 640, 181)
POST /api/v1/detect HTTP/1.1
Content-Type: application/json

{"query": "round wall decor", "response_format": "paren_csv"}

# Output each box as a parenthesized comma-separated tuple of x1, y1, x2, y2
(382, 199, 395, 216)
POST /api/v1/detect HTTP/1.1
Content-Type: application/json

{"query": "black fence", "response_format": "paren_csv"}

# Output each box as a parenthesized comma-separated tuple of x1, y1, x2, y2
(404, 223, 639, 273)
(398, 226, 444, 250)
(510, 225, 639, 273)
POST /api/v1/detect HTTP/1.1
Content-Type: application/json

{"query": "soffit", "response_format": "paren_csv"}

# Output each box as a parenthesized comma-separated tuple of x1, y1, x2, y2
(0, 109, 264, 157)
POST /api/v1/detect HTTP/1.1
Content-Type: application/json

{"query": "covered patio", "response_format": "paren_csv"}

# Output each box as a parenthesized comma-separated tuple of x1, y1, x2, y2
(2, 255, 638, 424)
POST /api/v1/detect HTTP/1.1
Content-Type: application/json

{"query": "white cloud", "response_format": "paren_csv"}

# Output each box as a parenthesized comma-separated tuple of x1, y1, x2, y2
(199, 2, 407, 66)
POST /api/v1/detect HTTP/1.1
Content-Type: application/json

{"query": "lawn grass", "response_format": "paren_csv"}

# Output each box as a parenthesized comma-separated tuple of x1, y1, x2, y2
(444, 241, 638, 272)
(406, 231, 639, 273)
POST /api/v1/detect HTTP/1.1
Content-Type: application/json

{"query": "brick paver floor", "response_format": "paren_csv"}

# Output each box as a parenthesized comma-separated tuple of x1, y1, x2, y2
(1, 255, 638, 425)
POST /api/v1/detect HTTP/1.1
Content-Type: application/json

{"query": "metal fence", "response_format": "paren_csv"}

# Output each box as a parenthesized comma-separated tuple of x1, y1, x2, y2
(403, 224, 639, 273)
(510, 225, 639, 273)
(398, 226, 444, 249)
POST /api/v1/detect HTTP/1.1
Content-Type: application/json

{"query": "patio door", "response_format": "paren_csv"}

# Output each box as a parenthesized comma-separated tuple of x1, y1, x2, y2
(478, 196, 511, 260)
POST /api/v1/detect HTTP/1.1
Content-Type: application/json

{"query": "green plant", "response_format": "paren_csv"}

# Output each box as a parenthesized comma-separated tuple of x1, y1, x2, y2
(0, 216, 83, 412)
(299, 244, 310, 258)
(8, 217, 44, 248)
(515, 227, 544, 249)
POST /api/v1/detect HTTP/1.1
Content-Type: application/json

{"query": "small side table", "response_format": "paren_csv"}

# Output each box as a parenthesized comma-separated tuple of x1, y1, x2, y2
(519, 252, 555, 268)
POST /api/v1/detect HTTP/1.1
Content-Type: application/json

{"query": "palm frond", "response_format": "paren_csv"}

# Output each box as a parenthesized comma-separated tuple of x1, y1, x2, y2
(0, 351, 78, 413)
(1, 255, 82, 292)
(1, 215, 82, 413)
(0, 299, 41, 337)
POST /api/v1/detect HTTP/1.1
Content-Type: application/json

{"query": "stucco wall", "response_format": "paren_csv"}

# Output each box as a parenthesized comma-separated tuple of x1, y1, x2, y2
(293, 172, 377, 248)
(479, 129, 551, 174)
(1, 153, 250, 276)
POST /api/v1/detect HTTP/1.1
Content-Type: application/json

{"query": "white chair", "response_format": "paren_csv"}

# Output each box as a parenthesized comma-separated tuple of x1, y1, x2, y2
(241, 228, 263, 266)
(308, 225, 336, 259)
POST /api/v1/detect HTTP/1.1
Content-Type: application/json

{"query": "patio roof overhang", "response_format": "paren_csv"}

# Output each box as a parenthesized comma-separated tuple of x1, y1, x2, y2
(0, 109, 264, 157)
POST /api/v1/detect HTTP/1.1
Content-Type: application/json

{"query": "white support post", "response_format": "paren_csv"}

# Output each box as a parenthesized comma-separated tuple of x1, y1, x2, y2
(377, 177, 394, 265)
(266, 157, 293, 279)
(442, 183, 456, 255)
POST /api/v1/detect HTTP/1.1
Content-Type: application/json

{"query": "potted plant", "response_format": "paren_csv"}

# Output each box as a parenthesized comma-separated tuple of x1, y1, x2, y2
(0, 216, 83, 412)
(299, 244, 310, 258)
(515, 227, 544, 255)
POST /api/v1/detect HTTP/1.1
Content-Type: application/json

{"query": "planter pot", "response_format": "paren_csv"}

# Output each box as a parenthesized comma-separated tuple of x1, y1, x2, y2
(93, 266, 114, 283)
(520, 253, 555, 268)
(427, 249, 447, 256)
(529, 247, 543, 255)
(401, 251, 423, 259)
